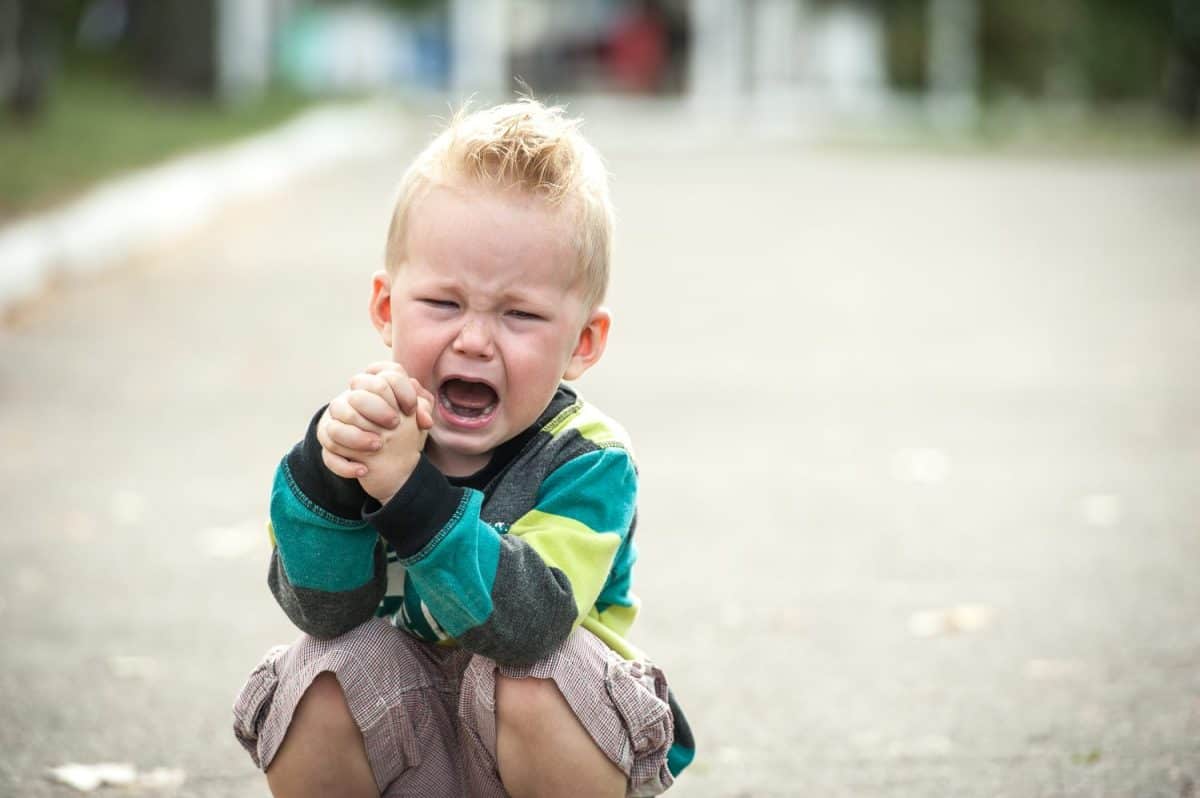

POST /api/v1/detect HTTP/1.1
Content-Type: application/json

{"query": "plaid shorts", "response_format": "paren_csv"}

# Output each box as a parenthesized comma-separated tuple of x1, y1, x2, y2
(232, 619, 675, 797)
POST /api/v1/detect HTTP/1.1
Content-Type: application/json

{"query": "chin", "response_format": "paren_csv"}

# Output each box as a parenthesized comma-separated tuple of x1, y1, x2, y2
(430, 428, 497, 457)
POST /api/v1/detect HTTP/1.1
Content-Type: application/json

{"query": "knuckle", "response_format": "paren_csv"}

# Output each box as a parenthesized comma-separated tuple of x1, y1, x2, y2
(329, 397, 351, 419)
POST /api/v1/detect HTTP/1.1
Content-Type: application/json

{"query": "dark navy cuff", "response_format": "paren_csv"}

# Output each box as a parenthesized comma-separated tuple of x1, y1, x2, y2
(284, 405, 369, 521)
(364, 454, 466, 558)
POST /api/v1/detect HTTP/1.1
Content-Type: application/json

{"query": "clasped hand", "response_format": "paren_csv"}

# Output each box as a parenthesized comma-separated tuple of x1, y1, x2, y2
(316, 362, 435, 505)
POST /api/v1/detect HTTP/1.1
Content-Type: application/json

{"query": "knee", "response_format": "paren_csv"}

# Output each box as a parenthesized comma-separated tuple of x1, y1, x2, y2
(495, 676, 568, 739)
(293, 671, 360, 742)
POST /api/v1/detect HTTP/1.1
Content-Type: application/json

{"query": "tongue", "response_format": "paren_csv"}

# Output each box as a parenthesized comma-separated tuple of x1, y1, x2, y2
(443, 379, 497, 410)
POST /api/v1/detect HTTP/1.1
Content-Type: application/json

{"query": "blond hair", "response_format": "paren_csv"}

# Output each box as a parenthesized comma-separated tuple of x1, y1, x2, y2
(384, 99, 614, 310)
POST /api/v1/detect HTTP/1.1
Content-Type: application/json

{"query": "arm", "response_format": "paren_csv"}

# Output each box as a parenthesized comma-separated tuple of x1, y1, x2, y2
(366, 445, 638, 665)
(267, 407, 387, 638)
(269, 364, 432, 638)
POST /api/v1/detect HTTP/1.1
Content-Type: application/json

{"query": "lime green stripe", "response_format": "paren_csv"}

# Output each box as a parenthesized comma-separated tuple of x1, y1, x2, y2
(508, 509, 621, 621)
(581, 615, 642, 661)
(541, 400, 582, 436)
(541, 401, 634, 451)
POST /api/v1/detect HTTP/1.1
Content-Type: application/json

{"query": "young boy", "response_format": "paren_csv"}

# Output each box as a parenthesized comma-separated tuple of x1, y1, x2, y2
(233, 99, 694, 797)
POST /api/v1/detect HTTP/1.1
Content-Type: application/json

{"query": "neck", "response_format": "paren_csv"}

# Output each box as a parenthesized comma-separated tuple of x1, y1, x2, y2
(424, 441, 491, 479)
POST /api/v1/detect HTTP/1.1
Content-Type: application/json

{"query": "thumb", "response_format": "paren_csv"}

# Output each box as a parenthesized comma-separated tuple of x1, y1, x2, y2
(411, 378, 436, 429)
(415, 393, 435, 431)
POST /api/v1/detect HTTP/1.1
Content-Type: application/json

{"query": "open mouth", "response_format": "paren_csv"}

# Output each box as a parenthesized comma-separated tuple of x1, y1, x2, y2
(437, 378, 499, 425)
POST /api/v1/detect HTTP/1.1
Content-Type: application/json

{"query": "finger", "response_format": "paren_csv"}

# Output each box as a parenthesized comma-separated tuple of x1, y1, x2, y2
(322, 447, 367, 479)
(326, 418, 382, 453)
(413, 381, 436, 430)
(349, 373, 400, 411)
(344, 389, 401, 428)
(328, 396, 390, 433)
(318, 419, 376, 461)
(364, 361, 408, 377)
(416, 396, 434, 430)
(412, 378, 435, 405)
(380, 371, 418, 415)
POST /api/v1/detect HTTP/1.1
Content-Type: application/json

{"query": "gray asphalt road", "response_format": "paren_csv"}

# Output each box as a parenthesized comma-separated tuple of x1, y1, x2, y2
(2, 108, 1198, 797)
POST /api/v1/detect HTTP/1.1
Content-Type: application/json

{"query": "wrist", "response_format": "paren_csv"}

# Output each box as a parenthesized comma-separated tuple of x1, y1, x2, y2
(288, 404, 368, 520)
(361, 451, 420, 505)
(363, 454, 465, 558)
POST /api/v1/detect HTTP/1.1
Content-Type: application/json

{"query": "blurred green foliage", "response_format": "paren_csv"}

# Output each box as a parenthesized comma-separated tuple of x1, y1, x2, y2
(882, 0, 1193, 115)
(979, 0, 1174, 103)
(883, 0, 928, 91)
(0, 72, 309, 220)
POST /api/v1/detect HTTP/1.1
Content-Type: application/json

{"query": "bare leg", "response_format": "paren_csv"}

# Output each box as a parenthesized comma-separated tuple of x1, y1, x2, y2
(495, 675, 626, 798)
(265, 672, 379, 798)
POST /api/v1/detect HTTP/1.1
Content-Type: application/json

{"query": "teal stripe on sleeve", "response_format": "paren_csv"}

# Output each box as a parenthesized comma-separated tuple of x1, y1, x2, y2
(668, 742, 695, 776)
(269, 461, 378, 592)
(403, 490, 502, 638)
(536, 448, 637, 535)
(596, 534, 638, 610)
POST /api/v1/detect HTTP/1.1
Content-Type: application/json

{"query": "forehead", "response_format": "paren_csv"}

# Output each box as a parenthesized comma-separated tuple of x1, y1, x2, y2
(404, 183, 581, 291)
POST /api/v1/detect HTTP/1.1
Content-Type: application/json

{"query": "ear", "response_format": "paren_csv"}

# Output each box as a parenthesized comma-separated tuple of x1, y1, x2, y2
(369, 270, 393, 347)
(563, 306, 611, 381)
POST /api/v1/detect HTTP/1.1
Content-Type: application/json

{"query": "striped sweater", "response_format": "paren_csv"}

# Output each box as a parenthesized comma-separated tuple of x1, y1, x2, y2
(266, 384, 694, 776)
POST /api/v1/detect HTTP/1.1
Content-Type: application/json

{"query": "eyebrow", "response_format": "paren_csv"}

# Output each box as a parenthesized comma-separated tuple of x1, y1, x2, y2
(410, 276, 559, 308)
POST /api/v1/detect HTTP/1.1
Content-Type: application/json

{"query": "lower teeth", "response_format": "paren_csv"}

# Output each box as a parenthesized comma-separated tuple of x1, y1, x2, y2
(440, 395, 494, 418)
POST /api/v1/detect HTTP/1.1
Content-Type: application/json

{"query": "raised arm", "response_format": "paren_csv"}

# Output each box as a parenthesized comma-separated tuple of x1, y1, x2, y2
(266, 408, 387, 638)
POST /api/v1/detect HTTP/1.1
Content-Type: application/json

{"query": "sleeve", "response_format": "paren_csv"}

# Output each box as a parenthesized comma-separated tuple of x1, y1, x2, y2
(365, 446, 638, 666)
(266, 407, 387, 639)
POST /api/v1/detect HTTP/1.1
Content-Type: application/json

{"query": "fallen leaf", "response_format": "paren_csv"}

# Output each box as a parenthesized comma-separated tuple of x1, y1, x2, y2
(46, 763, 186, 792)
(47, 763, 136, 791)
(909, 604, 995, 637)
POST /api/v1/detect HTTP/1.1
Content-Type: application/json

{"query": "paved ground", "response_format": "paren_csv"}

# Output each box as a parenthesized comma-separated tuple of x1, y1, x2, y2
(2, 106, 1199, 797)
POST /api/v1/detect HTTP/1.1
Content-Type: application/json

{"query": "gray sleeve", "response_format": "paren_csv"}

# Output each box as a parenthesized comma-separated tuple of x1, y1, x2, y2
(267, 541, 388, 639)
(454, 536, 578, 666)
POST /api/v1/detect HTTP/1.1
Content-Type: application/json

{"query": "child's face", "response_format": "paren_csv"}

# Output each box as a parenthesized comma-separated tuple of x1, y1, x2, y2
(370, 183, 609, 477)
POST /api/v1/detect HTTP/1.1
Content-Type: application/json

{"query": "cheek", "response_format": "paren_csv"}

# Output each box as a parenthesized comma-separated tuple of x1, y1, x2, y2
(507, 331, 575, 380)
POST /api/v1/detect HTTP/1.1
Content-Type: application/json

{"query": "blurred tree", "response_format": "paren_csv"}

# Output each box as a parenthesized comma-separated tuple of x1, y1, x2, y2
(0, 0, 57, 119)
(878, 0, 1192, 125)
(126, 0, 218, 96)
(1164, 0, 1199, 126)
(1076, 0, 1172, 103)
(883, 0, 928, 91)
(978, 0, 1080, 100)
(376, 0, 444, 11)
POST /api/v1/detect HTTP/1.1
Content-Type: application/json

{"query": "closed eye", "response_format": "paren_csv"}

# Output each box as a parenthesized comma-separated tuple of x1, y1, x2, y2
(421, 298, 459, 310)
(507, 309, 545, 321)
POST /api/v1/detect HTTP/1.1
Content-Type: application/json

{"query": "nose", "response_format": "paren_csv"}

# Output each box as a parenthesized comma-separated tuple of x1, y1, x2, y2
(453, 316, 495, 359)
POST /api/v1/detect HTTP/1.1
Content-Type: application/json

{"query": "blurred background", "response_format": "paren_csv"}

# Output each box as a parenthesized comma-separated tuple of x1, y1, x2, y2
(1, 0, 1198, 221)
(1, 1, 1199, 797)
